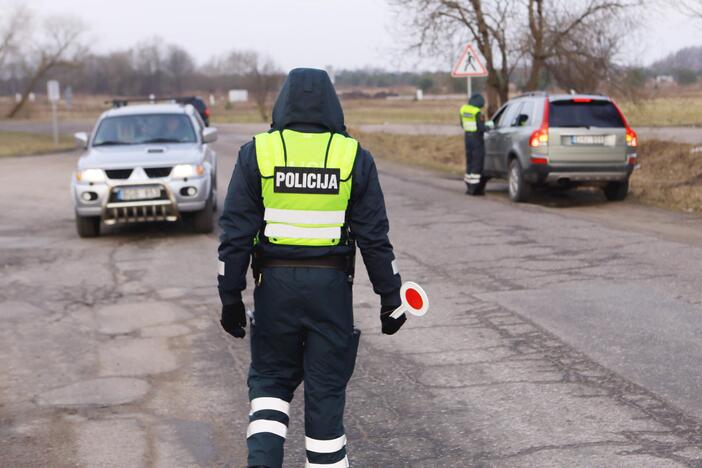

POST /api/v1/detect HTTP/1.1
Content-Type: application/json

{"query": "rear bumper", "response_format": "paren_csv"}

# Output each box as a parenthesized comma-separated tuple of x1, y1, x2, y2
(524, 162, 634, 185)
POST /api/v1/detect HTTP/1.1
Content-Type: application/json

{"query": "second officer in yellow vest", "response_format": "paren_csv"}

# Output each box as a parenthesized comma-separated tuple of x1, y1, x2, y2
(218, 68, 405, 468)
(460, 93, 487, 195)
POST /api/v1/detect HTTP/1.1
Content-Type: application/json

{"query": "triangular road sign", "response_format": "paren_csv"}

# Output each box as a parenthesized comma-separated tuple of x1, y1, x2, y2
(451, 44, 488, 77)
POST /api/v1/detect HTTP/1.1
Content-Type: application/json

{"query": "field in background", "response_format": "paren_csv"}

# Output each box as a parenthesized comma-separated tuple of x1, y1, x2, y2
(3, 93, 702, 128)
(0, 131, 73, 157)
(357, 130, 702, 214)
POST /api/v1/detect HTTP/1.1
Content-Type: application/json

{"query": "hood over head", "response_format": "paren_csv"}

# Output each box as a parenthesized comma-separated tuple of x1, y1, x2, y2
(469, 93, 485, 108)
(271, 68, 346, 134)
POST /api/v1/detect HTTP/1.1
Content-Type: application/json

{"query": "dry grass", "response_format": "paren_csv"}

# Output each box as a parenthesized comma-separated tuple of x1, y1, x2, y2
(354, 129, 465, 174)
(630, 140, 702, 213)
(619, 96, 702, 127)
(0, 131, 74, 157)
(356, 130, 702, 214)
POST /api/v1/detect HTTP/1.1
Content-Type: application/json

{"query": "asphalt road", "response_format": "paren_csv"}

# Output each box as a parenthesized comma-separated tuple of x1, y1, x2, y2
(3, 126, 702, 467)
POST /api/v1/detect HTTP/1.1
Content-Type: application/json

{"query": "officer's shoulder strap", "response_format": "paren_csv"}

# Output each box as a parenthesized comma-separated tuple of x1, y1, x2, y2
(254, 131, 284, 178)
(327, 134, 358, 181)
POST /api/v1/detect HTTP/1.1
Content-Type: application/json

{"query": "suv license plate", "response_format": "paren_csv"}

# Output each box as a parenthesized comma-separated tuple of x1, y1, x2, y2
(572, 135, 605, 145)
(117, 187, 162, 201)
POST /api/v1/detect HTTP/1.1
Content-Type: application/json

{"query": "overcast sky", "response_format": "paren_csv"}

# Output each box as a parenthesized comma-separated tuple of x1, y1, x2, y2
(20, 0, 702, 71)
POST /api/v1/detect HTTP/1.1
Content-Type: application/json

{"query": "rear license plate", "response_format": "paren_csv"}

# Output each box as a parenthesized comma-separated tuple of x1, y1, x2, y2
(571, 135, 606, 145)
(116, 187, 161, 201)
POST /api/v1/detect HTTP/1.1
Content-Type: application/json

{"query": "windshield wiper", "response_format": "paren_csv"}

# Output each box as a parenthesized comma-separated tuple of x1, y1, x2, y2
(139, 138, 184, 144)
(92, 140, 133, 146)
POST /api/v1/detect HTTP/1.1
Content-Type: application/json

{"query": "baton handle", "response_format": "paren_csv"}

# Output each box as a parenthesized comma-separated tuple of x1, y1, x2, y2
(389, 305, 407, 319)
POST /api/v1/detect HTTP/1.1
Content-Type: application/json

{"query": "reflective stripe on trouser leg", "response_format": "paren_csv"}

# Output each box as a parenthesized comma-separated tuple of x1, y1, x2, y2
(306, 455, 350, 468)
(305, 435, 349, 467)
(246, 396, 292, 467)
(464, 173, 481, 184)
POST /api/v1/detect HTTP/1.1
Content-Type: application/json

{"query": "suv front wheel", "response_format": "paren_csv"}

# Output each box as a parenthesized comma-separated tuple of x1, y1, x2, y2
(189, 193, 214, 233)
(508, 158, 532, 203)
(76, 215, 100, 238)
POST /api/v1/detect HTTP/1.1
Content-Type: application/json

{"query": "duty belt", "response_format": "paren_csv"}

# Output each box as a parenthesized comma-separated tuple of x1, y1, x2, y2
(259, 255, 348, 271)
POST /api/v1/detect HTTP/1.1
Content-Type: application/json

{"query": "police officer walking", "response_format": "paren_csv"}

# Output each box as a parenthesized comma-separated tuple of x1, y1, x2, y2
(218, 68, 406, 468)
(460, 93, 487, 195)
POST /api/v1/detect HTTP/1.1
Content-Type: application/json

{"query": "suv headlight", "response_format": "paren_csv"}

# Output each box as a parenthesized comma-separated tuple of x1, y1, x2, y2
(76, 168, 106, 183)
(172, 164, 205, 178)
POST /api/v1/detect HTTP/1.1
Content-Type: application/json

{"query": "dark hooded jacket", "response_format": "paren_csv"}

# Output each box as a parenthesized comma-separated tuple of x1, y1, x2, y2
(218, 68, 401, 307)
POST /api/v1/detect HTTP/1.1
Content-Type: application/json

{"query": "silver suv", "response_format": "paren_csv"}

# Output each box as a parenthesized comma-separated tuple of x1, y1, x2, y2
(71, 102, 218, 237)
(482, 92, 638, 202)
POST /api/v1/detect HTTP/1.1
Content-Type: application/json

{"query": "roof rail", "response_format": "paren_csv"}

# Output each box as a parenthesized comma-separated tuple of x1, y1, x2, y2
(105, 96, 198, 108)
(513, 91, 549, 99)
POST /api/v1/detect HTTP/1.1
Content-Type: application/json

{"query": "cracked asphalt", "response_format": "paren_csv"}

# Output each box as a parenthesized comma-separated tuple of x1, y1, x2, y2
(2, 126, 702, 467)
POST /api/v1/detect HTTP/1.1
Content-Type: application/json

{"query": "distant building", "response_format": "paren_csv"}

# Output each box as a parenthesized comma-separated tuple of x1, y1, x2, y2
(655, 75, 675, 85)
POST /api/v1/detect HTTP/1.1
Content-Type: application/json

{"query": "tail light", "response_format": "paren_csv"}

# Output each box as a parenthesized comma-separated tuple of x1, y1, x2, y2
(529, 99, 550, 148)
(625, 127, 638, 147)
(204, 108, 211, 117)
(529, 127, 549, 147)
(610, 97, 637, 147)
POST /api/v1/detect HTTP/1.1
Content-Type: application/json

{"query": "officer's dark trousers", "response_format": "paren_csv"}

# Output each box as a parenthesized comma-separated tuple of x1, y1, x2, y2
(247, 266, 359, 468)
(464, 133, 485, 194)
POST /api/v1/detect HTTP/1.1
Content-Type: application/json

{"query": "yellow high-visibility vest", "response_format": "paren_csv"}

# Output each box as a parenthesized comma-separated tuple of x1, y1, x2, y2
(255, 129, 358, 247)
(460, 104, 481, 133)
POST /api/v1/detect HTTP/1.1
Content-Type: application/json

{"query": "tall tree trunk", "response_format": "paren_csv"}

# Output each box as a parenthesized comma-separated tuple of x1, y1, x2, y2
(525, 0, 545, 91)
(6, 60, 49, 119)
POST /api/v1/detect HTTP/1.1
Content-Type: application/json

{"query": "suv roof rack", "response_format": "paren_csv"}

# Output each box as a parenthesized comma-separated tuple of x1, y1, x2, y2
(513, 91, 549, 99)
(106, 96, 200, 108)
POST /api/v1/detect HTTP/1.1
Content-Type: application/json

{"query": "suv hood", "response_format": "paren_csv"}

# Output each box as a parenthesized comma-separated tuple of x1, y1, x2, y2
(79, 143, 201, 169)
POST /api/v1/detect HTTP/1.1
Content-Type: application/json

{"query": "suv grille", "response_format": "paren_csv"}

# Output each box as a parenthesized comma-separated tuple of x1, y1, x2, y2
(145, 167, 173, 178)
(105, 169, 133, 179)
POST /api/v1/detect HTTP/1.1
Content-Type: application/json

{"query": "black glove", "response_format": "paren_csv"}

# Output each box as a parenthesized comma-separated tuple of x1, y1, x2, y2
(221, 301, 247, 338)
(380, 305, 406, 335)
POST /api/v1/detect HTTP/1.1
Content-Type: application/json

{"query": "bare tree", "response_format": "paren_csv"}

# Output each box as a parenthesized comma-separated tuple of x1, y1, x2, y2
(391, 0, 518, 113)
(6, 14, 87, 118)
(219, 50, 283, 121)
(392, 0, 643, 111)
(164, 44, 195, 93)
(0, 4, 30, 68)
(679, 0, 702, 17)
(131, 37, 167, 95)
(524, 0, 641, 91)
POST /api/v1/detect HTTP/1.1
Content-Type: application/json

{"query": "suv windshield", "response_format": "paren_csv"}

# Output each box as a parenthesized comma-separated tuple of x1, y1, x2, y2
(549, 100, 624, 128)
(92, 114, 197, 146)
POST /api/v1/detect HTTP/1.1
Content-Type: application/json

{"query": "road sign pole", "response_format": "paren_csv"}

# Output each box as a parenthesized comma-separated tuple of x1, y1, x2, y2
(467, 77, 472, 101)
(51, 102, 58, 146)
(47, 80, 61, 146)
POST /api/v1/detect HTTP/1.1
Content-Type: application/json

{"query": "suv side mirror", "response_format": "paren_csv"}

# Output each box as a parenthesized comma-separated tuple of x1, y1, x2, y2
(202, 127, 218, 143)
(515, 114, 529, 127)
(74, 132, 89, 149)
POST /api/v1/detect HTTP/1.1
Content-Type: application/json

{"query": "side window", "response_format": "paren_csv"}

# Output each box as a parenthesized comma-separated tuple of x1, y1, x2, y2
(491, 104, 509, 128)
(512, 101, 534, 127)
(498, 103, 520, 129)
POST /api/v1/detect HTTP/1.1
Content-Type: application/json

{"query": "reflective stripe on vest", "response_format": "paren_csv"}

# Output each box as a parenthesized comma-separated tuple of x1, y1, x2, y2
(460, 104, 480, 132)
(255, 129, 358, 247)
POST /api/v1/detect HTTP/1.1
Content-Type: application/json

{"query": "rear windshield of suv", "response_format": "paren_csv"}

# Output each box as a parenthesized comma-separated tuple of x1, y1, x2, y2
(549, 100, 624, 128)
